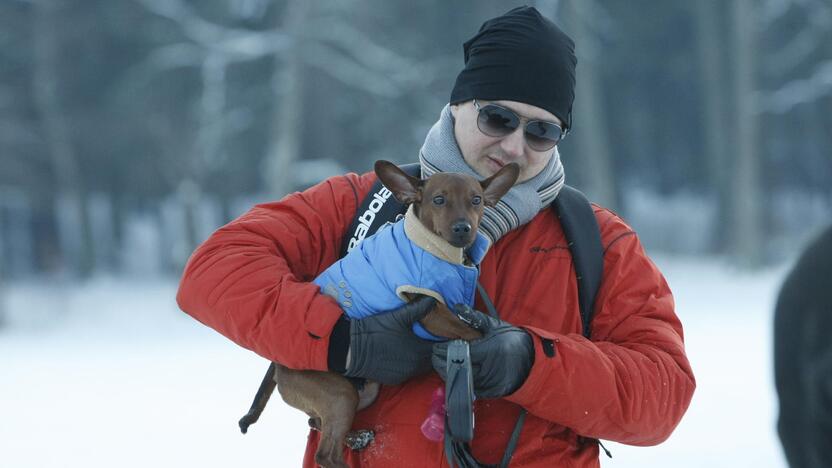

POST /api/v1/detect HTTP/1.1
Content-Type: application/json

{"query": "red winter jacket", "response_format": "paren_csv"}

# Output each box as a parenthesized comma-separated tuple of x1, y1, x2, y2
(176, 171, 695, 467)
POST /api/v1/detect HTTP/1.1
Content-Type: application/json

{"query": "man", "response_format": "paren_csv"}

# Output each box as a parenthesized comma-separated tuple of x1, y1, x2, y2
(774, 225, 832, 468)
(177, 6, 695, 467)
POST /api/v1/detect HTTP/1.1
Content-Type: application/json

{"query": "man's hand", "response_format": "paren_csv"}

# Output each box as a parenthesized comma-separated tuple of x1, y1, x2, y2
(432, 305, 534, 399)
(330, 296, 437, 386)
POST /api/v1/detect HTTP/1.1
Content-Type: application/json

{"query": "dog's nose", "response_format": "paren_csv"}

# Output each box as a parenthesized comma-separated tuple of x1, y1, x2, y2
(452, 221, 472, 235)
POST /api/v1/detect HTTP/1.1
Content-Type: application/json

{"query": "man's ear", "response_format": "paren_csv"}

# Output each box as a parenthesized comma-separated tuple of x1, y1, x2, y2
(449, 103, 459, 118)
(480, 163, 520, 207)
(374, 160, 423, 204)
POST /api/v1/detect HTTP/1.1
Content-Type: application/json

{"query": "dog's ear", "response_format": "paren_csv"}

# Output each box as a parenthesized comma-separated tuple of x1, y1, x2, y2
(480, 163, 520, 207)
(374, 160, 423, 204)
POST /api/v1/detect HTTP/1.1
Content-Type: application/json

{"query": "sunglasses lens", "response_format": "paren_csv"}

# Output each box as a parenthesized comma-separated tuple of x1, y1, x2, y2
(477, 105, 519, 138)
(476, 102, 563, 151)
(524, 121, 562, 151)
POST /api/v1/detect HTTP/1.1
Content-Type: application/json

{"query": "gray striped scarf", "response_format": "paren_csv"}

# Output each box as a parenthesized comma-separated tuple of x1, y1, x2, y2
(418, 104, 565, 244)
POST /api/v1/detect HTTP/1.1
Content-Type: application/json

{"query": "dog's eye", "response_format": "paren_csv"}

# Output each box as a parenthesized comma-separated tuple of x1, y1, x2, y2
(472, 196, 482, 206)
(433, 196, 445, 206)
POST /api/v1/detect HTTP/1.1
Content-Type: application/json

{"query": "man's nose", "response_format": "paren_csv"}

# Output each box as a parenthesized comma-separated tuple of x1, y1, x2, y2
(499, 126, 525, 159)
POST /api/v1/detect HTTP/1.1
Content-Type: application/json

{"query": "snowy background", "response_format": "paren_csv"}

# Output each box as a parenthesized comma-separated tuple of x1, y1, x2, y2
(3, 2, 829, 466)
(0, 256, 791, 468)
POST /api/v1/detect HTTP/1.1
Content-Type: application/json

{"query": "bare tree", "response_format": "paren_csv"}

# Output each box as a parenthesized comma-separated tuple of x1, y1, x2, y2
(558, 0, 618, 209)
(32, 0, 95, 277)
(0, 225, 5, 328)
(133, 0, 422, 203)
(263, 0, 308, 199)
(757, 0, 832, 115)
(730, 0, 763, 266)
(131, 0, 291, 261)
(695, 0, 731, 254)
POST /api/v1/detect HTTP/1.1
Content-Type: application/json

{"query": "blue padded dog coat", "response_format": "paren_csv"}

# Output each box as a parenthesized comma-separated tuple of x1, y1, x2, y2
(314, 209, 489, 341)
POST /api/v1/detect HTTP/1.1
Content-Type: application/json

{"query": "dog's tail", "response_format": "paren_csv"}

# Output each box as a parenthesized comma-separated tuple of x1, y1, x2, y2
(238, 362, 277, 434)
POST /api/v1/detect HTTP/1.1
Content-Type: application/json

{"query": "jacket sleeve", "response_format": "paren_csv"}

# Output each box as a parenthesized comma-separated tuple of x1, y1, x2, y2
(505, 209, 696, 446)
(176, 172, 375, 371)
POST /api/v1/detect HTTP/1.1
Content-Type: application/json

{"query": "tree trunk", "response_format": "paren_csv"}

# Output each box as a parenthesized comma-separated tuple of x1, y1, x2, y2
(560, 0, 618, 210)
(32, 0, 94, 278)
(177, 53, 227, 266)
(264, 0, 309, 198)
(695, 0, 732, 255)
(0, 276, 5, 329)
(730, 0, 763, 266)
(109, 188, 125, 272)
(0, 228, 5, 328)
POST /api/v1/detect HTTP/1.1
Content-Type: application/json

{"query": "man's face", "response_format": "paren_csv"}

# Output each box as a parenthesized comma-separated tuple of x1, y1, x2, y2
(451, 100, 562, 183)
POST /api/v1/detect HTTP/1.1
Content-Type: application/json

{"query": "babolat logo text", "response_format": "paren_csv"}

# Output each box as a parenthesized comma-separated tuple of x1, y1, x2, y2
(347, 187, 392, 252)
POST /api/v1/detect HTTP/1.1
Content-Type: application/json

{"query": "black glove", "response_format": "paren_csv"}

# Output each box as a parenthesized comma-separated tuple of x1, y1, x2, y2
(328, 296, 436, 386)
(432, 305, 534, 399)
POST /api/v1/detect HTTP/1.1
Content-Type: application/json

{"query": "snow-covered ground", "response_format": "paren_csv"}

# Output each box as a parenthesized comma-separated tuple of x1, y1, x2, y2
(0, 256, 790, 468)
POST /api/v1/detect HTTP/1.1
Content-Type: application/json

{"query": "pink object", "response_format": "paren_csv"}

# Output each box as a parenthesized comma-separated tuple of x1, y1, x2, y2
(420, 386, 446, 441)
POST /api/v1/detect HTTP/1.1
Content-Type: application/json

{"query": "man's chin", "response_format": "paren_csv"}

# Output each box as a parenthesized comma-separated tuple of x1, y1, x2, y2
(470, 158, 502, 178)
(463, 155, 518, 179)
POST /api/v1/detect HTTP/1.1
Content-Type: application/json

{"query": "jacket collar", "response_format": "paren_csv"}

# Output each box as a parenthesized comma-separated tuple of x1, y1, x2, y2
(403, 205, 491, 266)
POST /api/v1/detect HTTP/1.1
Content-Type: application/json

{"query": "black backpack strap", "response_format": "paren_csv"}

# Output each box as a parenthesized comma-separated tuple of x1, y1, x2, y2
(339, 163, 421, 258)
(552, 185, 603, 339)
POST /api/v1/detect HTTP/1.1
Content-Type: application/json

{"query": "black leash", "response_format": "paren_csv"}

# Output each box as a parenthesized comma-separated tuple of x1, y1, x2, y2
(475, 282, 499, 319)
(443, 284, 527, 468)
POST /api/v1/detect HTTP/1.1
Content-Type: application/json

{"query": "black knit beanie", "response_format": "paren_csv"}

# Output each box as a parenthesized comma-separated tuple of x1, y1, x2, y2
(450, 6, 577, 129)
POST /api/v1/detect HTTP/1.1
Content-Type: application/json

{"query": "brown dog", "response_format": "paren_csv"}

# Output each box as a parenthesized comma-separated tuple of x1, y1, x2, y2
(238, 160, 520, 468)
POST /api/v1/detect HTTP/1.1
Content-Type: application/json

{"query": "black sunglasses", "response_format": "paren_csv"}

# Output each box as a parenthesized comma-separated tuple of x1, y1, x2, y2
(473, 99, 566, 151)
